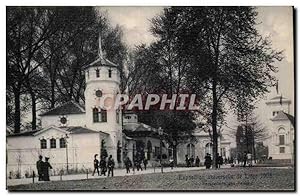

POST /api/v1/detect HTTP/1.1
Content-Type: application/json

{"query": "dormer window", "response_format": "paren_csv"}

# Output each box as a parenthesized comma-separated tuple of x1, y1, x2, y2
(96, 69, 100, 78)
(108, 69, 112, 78)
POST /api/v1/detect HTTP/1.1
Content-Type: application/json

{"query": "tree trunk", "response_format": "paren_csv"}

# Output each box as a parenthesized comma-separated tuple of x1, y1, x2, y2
(50, 81, 55, 108)
(212, 79, 218, 169)
(13, 89, 21, 133)
(31, 92, 37, 130)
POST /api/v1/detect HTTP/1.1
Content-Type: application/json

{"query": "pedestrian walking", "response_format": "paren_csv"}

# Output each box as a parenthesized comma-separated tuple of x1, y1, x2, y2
(243, 151, 247, 167)
(143, 158, 148, 170)
(185, 155, 189, 167)
(195, 156, 200, 167)
(107, 155, 115, 177)
(204, 153, 212, 169)
(100, 157, 107, 176)
(169, 157, 174, 169)
(125, 157, 132, 173)
(92, 154, 100, 176)
(36, 155, 44, 181)
(42, 157, 52, 181)
(217, 153, 223, 168)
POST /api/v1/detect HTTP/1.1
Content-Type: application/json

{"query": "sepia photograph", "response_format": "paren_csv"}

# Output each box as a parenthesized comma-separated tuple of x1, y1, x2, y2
(6, 5, 295, 191)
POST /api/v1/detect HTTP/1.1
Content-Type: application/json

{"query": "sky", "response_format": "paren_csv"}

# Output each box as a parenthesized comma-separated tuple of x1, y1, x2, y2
(100, 6, 294, 144)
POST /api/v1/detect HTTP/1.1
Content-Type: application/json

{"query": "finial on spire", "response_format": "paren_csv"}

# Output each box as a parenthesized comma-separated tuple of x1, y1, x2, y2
(276, 79, 279, 95)
(98, 32, 103, 58)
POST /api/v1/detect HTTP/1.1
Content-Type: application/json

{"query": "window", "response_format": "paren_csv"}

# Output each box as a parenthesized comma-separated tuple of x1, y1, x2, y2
(279, 135, 285, 145)
(154, 147, 160, 157)
(93, 108, 100, 122)
(279, 147, 285, 153)
(96, 69, 100, 78)
(101, 109, 107, 122)
(50, 138, 56, 148)
(95, 90, 102, 97)
(108, 69, 112, 78)
(60, 117, 67, 125)
(116, 110, 120, 123)
(187, 143, 195, 158)
(40, 139, 47, 149)
(60, 138, 66, 148)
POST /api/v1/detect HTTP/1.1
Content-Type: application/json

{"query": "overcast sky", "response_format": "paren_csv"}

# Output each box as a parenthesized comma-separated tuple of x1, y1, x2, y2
(99, 6, 294, 141)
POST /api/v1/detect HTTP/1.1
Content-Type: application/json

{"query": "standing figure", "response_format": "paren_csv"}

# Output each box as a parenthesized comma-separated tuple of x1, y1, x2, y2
(185, 155, 189, 167)
(125, 157, 132, 174)
(195, 156, 200, 167)
(36, 155, 44, 181)
(143, 158, 148, 170)
(190, 156, 195, 167)
(100, 157, 107, 176)
(92, 154, 100, 176)
(42, 157, 52, 181)
(107, 155, 115, 177)
(204, 153, 212, 169)
(169, 157, 174, 169)
(217, 153, 223, 168)
(243, 151, 247, 167)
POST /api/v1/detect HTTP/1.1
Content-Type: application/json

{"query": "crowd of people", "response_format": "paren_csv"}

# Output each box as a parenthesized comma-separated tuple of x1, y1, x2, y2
(92, 154, 115, 177)
(185, 153, 225, 169)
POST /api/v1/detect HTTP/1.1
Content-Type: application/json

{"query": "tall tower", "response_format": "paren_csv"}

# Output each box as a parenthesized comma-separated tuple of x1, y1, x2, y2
(83, 35, 122, 163)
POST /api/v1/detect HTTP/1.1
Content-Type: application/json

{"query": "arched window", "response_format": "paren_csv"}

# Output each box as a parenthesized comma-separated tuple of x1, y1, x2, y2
(96, 69, 100, 78)
(60, 138, 66, 148)
(147, 141, 152, 160)
(187, 143, 195, 158)
(108, 69, 112, 78)
(93, 108, 100, 122)
(50, 138, 56, 148)
(116, 109, 120, 123)
(205, 143, 213, 155)
(117, 141, 121, 163)
(40, 139, 47, 149)
(278, 128, 286, 145)
(101, 109, 107, 122)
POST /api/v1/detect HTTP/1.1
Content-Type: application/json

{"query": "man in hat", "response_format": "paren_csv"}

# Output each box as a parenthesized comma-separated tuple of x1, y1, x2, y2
(92, 154, 100, 176)
(36, 155, 44, 181)
(42, 157, 53, 181)
(107, 155, 115, 177)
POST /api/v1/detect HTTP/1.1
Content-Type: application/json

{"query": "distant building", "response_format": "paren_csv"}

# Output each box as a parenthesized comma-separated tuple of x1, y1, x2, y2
(265, 95, 295, 161)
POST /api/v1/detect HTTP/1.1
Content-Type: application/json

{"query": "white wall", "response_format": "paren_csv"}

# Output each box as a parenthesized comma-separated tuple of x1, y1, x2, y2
(41, 114, 86, 128)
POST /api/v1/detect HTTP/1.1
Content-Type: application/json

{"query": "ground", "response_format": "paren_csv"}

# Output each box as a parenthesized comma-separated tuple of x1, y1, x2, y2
(8, 167, 295, 191)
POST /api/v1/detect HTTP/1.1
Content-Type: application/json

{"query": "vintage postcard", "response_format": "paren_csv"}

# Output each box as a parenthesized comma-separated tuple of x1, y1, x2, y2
(6, 6, 295, 191)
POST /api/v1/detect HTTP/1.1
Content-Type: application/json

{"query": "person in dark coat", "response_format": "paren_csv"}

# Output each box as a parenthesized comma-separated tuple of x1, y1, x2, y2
(217, 153, 223, 168)
(36, 155, 44, 181)
(100, 157, 107, 176)
(190, 156, 195, 167)
(143, 158, 148, 170)
(185, 155, 189, 167)
(107, 155, 115, 177)
(243, 151, 247, 167)
(92, 154, 100, 176)
(135, 158, 143, 171)
(195, 156, 200, 167)
(125, 157, 132, 173)
(42, 157, 52, 181)
(204, 153, 212, 169)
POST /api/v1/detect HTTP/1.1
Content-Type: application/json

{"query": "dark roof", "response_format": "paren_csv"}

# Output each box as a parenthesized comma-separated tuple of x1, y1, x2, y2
(82, 56, 118, 70)
(40, 101, 85, 116)
(272, 111, 295, 127)
(7, 130, 40, 137)
(63, 126, 107, 135)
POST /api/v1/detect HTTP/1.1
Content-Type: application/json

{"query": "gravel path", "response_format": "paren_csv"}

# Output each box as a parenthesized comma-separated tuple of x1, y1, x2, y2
(8, 167, 295, 191)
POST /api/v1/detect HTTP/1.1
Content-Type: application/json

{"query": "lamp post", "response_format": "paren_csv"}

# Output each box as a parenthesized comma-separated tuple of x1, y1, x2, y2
(65, 134, 69, 174)
(158, 127, 163, 173)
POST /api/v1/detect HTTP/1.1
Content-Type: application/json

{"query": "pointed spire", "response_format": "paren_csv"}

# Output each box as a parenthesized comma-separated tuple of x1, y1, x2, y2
(98, 32, 103, 58)
(276, 79, 279, 95)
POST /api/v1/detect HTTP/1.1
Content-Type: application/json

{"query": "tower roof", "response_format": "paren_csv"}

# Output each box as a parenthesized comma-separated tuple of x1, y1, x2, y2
(82, 35, 119, 70)
(271, 111, 295, 127)
(39, 101, 85, 116)
(266, 95, 291, 105)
